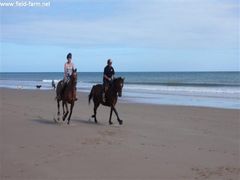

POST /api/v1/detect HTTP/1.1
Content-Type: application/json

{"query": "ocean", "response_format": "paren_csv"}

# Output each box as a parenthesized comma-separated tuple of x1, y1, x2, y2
(0, 72, 239, 109)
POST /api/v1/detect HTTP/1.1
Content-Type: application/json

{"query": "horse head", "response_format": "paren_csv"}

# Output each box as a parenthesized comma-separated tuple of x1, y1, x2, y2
(113, 77, 125, 97)
(70, 68, 78, 84)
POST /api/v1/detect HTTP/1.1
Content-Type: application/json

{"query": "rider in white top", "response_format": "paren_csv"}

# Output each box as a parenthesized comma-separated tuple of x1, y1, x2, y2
(64, 53, 75, 83)
(62, 53, 77, 101)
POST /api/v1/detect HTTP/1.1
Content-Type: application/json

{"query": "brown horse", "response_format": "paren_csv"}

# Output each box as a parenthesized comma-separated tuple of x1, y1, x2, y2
(56, 69, 77, 124)
(88, 77, 125, 125)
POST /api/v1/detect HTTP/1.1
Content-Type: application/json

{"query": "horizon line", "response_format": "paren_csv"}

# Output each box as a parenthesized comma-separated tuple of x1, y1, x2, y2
(0, 70, 239, 73)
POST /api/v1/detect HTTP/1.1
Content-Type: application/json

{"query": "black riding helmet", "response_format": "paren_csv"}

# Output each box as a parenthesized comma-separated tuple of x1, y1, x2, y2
(67, 53, 72, 60)
(107, 59, 112, 65)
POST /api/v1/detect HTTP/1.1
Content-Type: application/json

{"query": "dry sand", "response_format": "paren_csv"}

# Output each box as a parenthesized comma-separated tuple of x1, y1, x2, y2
(0, 88, 239, 180)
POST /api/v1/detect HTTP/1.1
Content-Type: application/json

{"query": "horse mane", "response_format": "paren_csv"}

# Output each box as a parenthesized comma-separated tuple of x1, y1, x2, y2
(113, 77, 122, 82)
(111, 77, 124, 92)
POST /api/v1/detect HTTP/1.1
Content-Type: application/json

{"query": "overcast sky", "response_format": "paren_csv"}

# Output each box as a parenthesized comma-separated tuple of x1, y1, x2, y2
(0, 0, 239, 72)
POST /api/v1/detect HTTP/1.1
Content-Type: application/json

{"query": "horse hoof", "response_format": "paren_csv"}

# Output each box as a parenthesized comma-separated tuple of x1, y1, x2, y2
(119, 120, 123, 125)
(109, 122, 113, 125)
(94, 120, 98, 124)
(67, 121, 70, 125)
(91, 115, 95, 118)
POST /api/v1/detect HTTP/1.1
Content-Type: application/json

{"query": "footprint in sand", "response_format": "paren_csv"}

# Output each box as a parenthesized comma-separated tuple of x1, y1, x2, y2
(19, 145, 25, 149)
(99, 129, 116, 136)
(81, 137, 102, 145)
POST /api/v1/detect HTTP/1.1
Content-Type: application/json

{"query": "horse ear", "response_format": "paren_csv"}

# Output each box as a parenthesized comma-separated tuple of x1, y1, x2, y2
(74, 68, 77, 72)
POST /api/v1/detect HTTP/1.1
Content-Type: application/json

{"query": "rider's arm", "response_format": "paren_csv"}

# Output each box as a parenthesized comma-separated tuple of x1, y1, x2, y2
(104, 74, 111, 81)
(103, 67, 110, 81)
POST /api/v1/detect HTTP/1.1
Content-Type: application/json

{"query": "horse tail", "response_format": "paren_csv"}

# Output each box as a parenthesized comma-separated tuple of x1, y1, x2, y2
(55, 94, 60, 101)
(55, 88, 58, 100)
(55, 80, 62, 101)
(55, 96, 60, 101)
(88, 86, 94, 105)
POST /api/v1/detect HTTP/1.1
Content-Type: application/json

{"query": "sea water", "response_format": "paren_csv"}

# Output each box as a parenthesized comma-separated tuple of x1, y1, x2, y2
(0, 72, 239, 109)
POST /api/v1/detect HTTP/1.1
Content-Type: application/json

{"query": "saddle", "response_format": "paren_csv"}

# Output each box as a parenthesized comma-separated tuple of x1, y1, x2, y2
(102, 83, 112, 102)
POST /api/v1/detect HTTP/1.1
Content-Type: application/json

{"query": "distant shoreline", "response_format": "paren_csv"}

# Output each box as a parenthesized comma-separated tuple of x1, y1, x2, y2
(1, 71, 240, 73)
(1, 87, 239, 110)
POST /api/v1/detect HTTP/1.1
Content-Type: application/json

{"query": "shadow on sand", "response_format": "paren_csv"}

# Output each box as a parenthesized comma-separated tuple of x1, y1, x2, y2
(31, 117, 104, 126)
(72, 118, 104, 126)
(32, 118, 58, 125)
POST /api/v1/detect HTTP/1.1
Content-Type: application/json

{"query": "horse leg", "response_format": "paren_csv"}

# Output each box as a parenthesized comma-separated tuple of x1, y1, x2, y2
(112, 106, 123, 125)
(92, 102, 100, 123)
(57, 100, 60, 121)
(67, 102, 74, 125)
(62, 101, 65, 121)
(109, 107, 113, 125)
(63, 103, 69, 121)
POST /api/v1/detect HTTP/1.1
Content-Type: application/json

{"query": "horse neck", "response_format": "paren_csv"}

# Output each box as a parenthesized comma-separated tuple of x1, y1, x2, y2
(68, 78, 76, 90)
(110, 82, 118, 96)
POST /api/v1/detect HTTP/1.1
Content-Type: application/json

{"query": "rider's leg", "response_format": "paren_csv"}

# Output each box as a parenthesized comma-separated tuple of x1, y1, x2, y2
(103, 84, 109, 102)
(74, 87, 78, 101)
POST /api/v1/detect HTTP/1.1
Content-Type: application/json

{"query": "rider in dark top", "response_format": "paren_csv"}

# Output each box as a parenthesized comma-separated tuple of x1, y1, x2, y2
(103, 59, 115, 102)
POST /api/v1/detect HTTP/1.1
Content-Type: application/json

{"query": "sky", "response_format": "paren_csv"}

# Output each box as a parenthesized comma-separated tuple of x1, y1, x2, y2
(0, 0, 239, 72)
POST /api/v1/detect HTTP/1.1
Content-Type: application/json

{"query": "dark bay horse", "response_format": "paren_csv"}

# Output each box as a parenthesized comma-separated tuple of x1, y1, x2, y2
(56, 69, 77, 124)
(88, 77, 125, 125)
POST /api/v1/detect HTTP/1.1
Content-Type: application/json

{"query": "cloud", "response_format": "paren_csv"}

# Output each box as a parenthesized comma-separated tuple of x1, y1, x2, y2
(1, 0, 239, 49)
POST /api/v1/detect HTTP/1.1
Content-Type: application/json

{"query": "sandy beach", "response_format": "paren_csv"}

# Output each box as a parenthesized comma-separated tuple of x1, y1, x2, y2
(0, 88, 239, 180)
